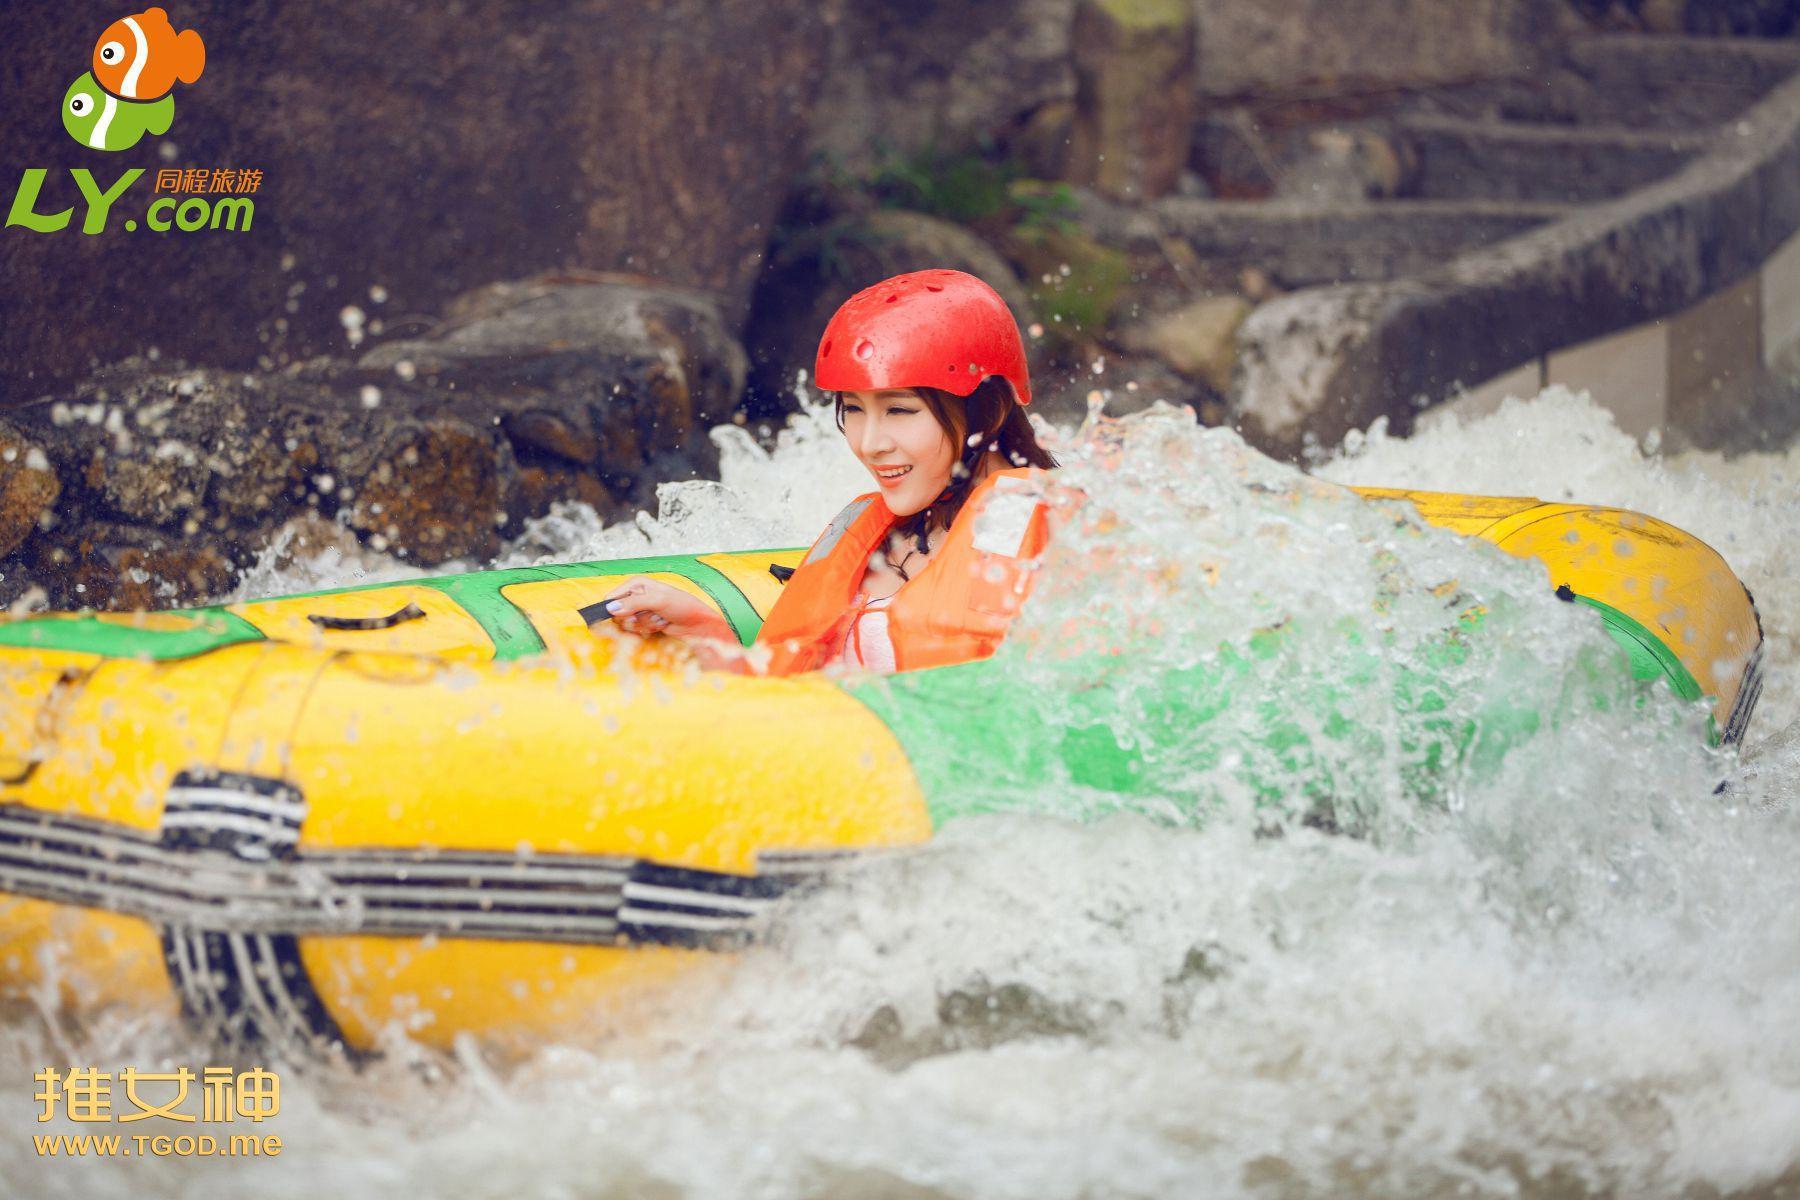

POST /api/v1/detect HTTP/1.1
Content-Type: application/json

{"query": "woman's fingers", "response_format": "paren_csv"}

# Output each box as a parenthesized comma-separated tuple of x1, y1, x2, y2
(590, 578, 689, 637)
(593, 579, 652, 623)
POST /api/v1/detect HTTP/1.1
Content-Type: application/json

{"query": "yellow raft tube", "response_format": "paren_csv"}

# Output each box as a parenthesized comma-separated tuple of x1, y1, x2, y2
(0, 488, 1765, 1058)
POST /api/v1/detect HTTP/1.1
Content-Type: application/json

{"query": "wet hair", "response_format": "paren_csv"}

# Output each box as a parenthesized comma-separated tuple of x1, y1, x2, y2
(834, 377, 1059, 549)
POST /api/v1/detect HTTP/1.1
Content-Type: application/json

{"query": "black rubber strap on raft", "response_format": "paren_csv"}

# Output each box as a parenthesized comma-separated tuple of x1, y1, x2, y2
(307, 602, 426, 631)
(1555, 584, 1576, 602)
(0, 759, 40, 786)
(769, 564, 795, 584)
(0, 668, 86, 785)
(577, 599, 615, 625)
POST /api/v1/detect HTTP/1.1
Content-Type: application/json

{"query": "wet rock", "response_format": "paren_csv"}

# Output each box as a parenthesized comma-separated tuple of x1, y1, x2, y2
(244, 511, 368, 577)
(1231, 283, 1397, 456)
(111, 545, 239, 610)
(363, 275, 746, 488)
(1117, 295, 1254, 392)
(338, 418, 510, 566)
(0, 420, 59, 560)
(744, 211, 1032, 411)
(4, 332, 715, 607)
(503, 412, 601, 467)
(24, 520, 237, 611)
(31, 366, 268, 530)
(4, 364, 435, 598)
(1065, 0, 1199, 202)
(511, 466, 620, 526)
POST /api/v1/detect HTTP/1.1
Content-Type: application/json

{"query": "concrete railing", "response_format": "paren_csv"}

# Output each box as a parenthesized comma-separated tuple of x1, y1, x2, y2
(1425, 226, 1800, 444)
(1231, 49, 1800, 456)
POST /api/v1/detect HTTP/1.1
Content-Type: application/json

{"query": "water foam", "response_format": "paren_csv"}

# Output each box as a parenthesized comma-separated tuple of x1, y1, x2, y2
(5, 388, 1796, 1199)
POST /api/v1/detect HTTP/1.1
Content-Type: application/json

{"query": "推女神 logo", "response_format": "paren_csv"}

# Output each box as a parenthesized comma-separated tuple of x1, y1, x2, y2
(62, 7, 206, 153)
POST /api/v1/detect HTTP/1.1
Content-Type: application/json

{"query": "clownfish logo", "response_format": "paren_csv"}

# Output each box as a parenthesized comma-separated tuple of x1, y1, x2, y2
(62, 7, 206, 153)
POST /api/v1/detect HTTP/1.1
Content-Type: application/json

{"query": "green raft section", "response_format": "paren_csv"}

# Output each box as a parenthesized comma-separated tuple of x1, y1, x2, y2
(843, 601, 1698, 830)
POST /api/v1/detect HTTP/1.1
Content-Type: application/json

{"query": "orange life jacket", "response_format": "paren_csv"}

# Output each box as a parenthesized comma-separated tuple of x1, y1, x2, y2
(756, 467, 1060, 676)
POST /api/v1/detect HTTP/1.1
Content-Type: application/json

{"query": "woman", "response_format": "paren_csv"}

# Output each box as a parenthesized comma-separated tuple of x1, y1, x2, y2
(599, 269, 1061, 675)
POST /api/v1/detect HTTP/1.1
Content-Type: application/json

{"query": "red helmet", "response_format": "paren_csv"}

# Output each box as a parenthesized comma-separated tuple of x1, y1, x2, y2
(814, 269, 1032, 406)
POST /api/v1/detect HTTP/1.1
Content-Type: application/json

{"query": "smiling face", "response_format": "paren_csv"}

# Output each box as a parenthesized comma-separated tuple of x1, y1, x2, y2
(839, 389, 960, 517)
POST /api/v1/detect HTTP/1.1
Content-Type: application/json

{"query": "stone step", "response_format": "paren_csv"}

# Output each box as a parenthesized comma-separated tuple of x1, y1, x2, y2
(1397, 115, 1706, 203)
(1399, 36, 1800, 134)
(1560, 34, 1800, 130)
(1146, 197, 1574, 287)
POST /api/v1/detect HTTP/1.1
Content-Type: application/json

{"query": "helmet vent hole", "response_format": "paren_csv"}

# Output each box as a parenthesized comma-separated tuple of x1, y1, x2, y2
(821, 339, 833, 357)
(854, 339, 874, 361)
(885, 294, 899, 303)
(925, 285, 944, 293)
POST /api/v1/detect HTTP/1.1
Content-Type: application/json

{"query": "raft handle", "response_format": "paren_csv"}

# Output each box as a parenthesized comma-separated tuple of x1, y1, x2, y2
(769, 564, 796, 584)
(307, 602, 427, 632)
(0, 667, 88, 785)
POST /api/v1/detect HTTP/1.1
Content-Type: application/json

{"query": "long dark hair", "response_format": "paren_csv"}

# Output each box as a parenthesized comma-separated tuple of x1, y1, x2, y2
(834, 378, 1058, 550)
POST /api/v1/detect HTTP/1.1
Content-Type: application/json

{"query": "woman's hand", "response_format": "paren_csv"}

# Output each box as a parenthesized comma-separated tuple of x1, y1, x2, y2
(592, 577, 736, 644)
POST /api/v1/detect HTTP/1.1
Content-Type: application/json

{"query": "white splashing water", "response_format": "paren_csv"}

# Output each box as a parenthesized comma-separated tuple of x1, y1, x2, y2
(4, 388, 1798, 1199)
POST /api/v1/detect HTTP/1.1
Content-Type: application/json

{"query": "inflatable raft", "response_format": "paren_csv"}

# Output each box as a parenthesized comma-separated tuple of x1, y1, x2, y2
(0, 488, 1764, 1057)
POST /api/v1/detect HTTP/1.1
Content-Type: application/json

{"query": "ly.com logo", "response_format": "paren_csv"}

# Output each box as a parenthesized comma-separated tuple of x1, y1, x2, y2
(63, 7, 206, 152)
(8, 5, 257, 237)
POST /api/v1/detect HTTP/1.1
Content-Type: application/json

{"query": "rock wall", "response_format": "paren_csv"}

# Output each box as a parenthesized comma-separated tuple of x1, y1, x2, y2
(804, 0, 1079, 171)
(0, 0, 835, 402)
(804, 0, 1569, 171)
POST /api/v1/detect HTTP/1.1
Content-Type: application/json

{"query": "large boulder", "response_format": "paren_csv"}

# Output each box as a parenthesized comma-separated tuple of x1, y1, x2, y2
(1116, 294, 1253, 392)
(0, 0, 835, 400)
(1064, 0, 1200, 202)
(5, 361, 525, 596)
(3, 274, 752, 607)
(361, 275, 746, 504)
(1230, 284, 1400, 455)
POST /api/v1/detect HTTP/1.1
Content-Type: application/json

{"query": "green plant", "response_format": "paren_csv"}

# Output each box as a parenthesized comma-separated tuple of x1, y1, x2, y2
(866, 140, 1077, 232)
